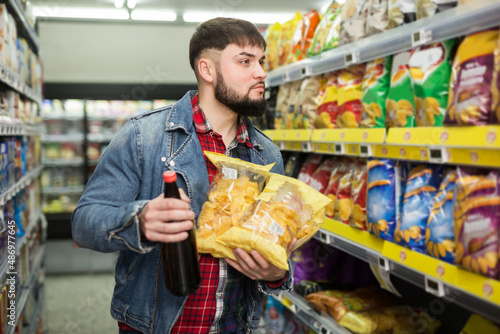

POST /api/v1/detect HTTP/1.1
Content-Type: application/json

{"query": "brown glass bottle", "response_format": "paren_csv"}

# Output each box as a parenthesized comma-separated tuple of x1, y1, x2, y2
(160, 171, 201, 296)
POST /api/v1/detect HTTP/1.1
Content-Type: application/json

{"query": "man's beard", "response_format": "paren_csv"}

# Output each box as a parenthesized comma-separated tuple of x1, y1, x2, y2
(214, 71, 267, 117)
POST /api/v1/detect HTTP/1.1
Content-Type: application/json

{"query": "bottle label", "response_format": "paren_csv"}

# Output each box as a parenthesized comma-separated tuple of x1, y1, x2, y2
(222, 167, 238, 180)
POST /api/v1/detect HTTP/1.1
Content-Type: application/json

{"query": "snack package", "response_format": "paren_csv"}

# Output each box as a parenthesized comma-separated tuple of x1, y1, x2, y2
(196, 152, 274, 260)
(460, 314, 500, 334)
(386, 51, 416, 128)
(299, 75, 323, 129)
(415, 0, 457, 20)
(388, 0, 417, 29)
(334, 160, 355, 224)
(410, 39, 457, 127)
(314, 72, 339, 129)
(308, 1, 342, 56)
(284, 152, 304, 178)
(399, 163, 443, 253)
(323, 2, 345, 52)
(339, 0, 370, 46)
(454, 167, 500, 278)
(264, 22, 282, 72)
(367, 159, 403, 242)
(493, 28, 500, 123)
(360, 57, 392, 128)
(350, 160, 368, 230)
(265, 297, 286, 334)
(288, 10, 320, 63)
(309, 157, 337, 194)
(279, 12, 303, 66)
(275, 82, 292, 129)
(217, 174, 332, 270)
(337, 64, 366, 128)
(287, 79, 304, 129)
(445, 29, 499, 125)
(426, 169, 456, 264)
(297, 154, 324, 185)
(324, 159, 349, 218)
(365, 0, 390, 37)
(292, 238, 339, 284)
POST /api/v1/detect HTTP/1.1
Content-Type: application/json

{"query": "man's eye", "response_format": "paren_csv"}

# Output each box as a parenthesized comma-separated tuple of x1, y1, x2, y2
(241, 59, 250, 64)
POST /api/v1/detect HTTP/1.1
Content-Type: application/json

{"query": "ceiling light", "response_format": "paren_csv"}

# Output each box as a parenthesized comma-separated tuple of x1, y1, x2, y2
(127, 0, 136, 9)
(183, 11, 295, 25)
(33, 6, 130, 20)
(114, 0, 124, 9)
(131, 9, 177, 22)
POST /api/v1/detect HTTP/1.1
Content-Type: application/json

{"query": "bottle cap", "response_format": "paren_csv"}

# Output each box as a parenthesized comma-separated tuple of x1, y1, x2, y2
(163, 171, 177, 183)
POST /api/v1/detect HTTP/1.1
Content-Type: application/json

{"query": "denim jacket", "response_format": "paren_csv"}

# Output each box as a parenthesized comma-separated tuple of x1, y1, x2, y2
(71, 91, 294, 334)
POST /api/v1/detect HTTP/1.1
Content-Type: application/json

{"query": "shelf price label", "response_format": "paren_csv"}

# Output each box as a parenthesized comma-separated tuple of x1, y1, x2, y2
(301, 142, 312, 152)
(425, 276, 446, 297)
(412, 29, 433, 48)
(359, 144, 372, 157)
(301, 66, 313, 77)
(378, 256, 390, 272)
(319, 326, 333, 334)
(334, 143, 345, 155)
(428, 146, 448, 164)
(345, 51, 360, 66)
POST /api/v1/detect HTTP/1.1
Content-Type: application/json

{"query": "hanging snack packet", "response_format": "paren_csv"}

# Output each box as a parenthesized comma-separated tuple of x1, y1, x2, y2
(299, 75, 323, 129)
(217, 174, 332, 270)
(286, 79, 304, 129)
(454, 167, 500, 278)
(334, 159, 355, 224)
(278, 12, 303, 66)
(196, 152, 274, 260)
(426, 169, 456, 264)
(399, 163, 443, 253)
(309, 157, 337, 194)
(491, 28, 500, 123)
(275, 82, 292, 130)
(339, 0, 370, 46)
(297, 153, 323, 185)
(445, 29, 499, 125)
(388, 0, 417, 29)
(365, 0, 390, 37)
(410, 39, 457, 127)
(288, 10, 320, 63)
(360, 57, 392, 128)
(314, 72, 339, 129)
(308, 1, 342, 56)
(350, 160, 368, 230)
(386, 51, 416, 128)
(264, 22, 282, 72)
(324, 159, 349, 218)
(415, 0, 457, 20)
(337, 64, 366, 128)
(323, 3, 345, 52)
(367, 159, 403, 242)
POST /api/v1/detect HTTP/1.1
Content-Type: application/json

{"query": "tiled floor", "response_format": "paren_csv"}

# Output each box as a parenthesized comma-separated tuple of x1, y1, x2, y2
(45, 273, 118, 334)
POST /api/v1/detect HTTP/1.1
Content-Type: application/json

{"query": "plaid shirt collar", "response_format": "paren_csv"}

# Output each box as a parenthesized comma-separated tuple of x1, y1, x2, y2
(191, 92, 253, 148)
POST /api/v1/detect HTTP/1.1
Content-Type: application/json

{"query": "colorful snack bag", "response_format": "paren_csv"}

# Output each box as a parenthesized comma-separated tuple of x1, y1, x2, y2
(217, 174, 332, 270)
(399, 163, 443, 253)
(297, 153, 323, 185)
(388, 0, 417, 29)
(288, 9, 320, 63)
(426, 169, 456, 264)
(491, 28, 500, 123)
(308, 1, 343, 56)
(309, 157, 337, 194)
(350, 160, 368, 230)
(287, 79, 304, 129)
(365, 0, 390, 37)
(314, 72, 339, 129)
(410, 39, 457, 127)
(454, 167, 500, 278)
(278, 12, 302, 66)
(324, 159, 349, 218)
(334, 159, 355, 224)
(367, 159, 403, 242)
(386, 51, 416, 128)
(299, 75, 323, 129)
(292, 238, 339, 284)
(264, 22, 282, 72)
(323, 2, 345, 52)
(196, 152, 274, 260)
(445, 29, 499, 125)
(415, 0, 457, 20)
(265, 297, 286, 334)
(337, 64, 366, 128)
(275, 82, 292, 130)
(360, 57, 392, 128)
(339, 0, 370, 46)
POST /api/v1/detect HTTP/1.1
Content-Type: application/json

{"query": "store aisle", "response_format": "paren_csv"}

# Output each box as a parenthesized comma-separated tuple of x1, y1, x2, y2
(45, 273, 118, 334)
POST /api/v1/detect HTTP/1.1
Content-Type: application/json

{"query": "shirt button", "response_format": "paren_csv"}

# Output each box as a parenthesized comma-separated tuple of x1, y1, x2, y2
(168, 122, 174, 127)
(216, 292, 222, 297)
(161, 157, 166, 162)
(169, 160, 175, 166)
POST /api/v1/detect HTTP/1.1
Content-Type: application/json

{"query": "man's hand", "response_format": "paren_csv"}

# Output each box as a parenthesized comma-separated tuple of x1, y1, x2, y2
(138, 189, 195, 243)
(225, 238, 297, 282)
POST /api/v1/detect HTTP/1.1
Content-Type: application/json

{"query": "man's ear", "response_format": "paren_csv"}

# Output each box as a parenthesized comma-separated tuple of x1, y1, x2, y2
(197, 58, 215, 83)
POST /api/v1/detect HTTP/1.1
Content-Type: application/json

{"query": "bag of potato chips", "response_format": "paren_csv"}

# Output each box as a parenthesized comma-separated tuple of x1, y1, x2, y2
(491, 28, 500, 123)
(410, 39, 457, 127)
(279, 12, 303, 66)
(287, 79, 304, 129)
(314, 71, 339, 129)
(217, 173, 332, 270)
(324, 159, 349, 218)
(264, 22, 282, 72)
(298, 153, 324, 185)
(334, 159, 355, 224)
(196, 152, 274, 260)
(339, 0, 370, 46)
(360, 57, 392, 128)
(426, 168, 456, 264)
(288, 9, 320, 63)
(308, 1, 342, 56)
(388, 0, 417, 29)
(275, 82, 292, 129)
(299, 75, 323, 129)
(365, 0, 390, 37)
(350, 160, 368, 230)
(386, 51, 416, 128)
(337, 64, 366, 128)
(454, 167, 500, 278)
(415, 0, 457, 20)
(323, 3, 345, 52)
(444, 29, 499, 125)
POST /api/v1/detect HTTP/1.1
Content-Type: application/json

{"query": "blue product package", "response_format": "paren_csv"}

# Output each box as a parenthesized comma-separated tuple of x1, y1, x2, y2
(265, 296, 286, 334)
(367, 159, 402, 242)
(426, 168, 456, 263)
(399, 163, 444, 253)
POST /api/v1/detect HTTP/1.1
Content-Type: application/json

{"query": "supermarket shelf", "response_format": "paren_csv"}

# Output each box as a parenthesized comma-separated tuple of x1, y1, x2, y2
(41, 134, 84, 143)
(0, 165, 43, 206)
(5, 0, 39, 52)
(42, 158, 85, 167)
(267, 127, 500, 167)
(16, 209, 44, 254)
(265, 0, 500, 87)
(0, 122, 41, 136)
(26, 285, 45, 334)
(87, 133, 115, 143)
(0, 63, 41, 105)
(42, 114, 83, 121)
(273, 292, 351, 334)
(316, 219, 500, 323)
(42, 186, 85, 196)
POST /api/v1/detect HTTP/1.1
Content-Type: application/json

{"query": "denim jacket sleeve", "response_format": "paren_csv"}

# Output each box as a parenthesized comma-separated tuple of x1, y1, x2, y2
(71, 119, 156, 254)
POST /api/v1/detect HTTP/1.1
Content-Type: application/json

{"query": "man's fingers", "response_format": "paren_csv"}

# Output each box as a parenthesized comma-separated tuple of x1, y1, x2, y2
(143, 208, 195, 223)
(287, 238, 297, 258)
(144, 230, 189, 243)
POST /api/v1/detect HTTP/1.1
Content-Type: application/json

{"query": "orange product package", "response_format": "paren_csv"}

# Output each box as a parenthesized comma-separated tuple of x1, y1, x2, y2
(350, 160, 368, 230)
(288, 9, 321, 64)
(324, 159, 349, 218)
(297, 154, 324, 185)
(278, 12, 302, 66)
(314, 71, 339, 129)
(309, 157, 337, 194)
(334, 159, 355, 224)
(337, 64, 366, 128)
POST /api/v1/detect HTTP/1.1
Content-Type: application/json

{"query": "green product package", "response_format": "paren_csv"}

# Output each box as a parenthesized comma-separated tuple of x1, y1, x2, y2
(386, 51, 416, 128)
(360, 56, 392, 128)
(308, 1, 342, 57)
(322, 4, 344, 52)
(409, 39, 457, 127)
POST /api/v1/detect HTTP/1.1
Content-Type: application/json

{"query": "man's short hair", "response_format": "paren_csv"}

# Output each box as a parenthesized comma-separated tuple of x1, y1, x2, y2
(189, 17, 266, 72)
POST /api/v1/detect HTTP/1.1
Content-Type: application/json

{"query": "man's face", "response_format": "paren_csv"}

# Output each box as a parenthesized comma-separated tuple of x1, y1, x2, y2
(213, 44, 268, 117)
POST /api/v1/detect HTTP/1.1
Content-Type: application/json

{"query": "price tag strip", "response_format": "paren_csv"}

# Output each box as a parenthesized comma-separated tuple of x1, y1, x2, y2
(411, 29, 433, 48)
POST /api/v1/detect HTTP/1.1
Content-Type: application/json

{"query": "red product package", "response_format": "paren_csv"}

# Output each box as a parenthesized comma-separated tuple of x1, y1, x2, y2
(297, 154, 323, 185)
(315, 71, 339, 129)
(337, 64, 366, 128)
(324, 159, 349, 218)
(350, 160, 368, 230)
(334, 159, 355, 224)
(309, 157, 336, 194)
